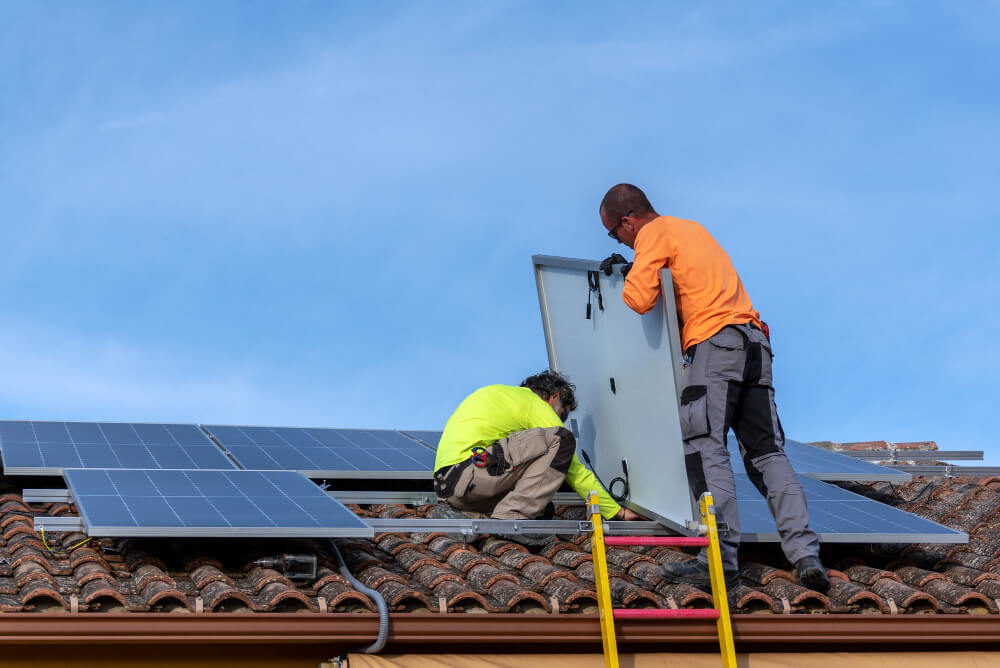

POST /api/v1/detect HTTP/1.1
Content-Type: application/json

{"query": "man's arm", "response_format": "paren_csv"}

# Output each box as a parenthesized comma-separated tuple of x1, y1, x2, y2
(564, 457, 622, 520)
(622, 223, 672, 314)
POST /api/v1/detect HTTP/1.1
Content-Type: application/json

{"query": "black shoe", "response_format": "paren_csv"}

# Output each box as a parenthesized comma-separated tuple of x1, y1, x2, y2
(793, 556, 830, 593)
(495, 532, 555, 547)
(428, 501, 478, 520)
(660, 560, 741, 589)
(540, 501, 556, 520)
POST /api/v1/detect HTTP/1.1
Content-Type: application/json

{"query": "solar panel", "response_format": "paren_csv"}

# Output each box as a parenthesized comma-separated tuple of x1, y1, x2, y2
(63, 468, 373, 538)
(402, 430, 442, 450)
(726, 433, 911, 482)
(202, 425, 436, 478)
(734, 472, 966, 543)
(0, 421, 235, 475)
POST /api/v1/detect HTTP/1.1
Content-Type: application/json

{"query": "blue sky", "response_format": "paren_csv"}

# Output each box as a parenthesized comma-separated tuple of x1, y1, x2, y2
(1, 2, 997, 459)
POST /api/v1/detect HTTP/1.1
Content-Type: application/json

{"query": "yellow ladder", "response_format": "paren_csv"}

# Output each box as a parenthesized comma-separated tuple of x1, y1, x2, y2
(588, 491, 736, 668)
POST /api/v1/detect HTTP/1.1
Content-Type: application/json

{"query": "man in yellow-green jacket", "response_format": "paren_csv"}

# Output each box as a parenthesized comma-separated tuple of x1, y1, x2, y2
(432, 371, 641, 538)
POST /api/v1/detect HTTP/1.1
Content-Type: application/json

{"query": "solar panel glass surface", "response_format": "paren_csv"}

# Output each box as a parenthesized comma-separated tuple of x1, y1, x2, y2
(64, 468, 373, 537)
(733, 471, 965, 543)
(723, 432, 909, 482)
(0, 421, 235, 475)
(402, 430, 442, 449)
(202, 426, 436, 478)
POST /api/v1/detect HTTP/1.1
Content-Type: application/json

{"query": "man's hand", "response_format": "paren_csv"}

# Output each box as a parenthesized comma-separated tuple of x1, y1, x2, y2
(599, 253, 628, 276)
(614, 508, 646, 521)
(620, 262, 633, 278)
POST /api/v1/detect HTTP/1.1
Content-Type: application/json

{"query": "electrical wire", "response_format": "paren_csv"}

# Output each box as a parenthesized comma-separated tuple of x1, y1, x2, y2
(580, 451, 630, 504)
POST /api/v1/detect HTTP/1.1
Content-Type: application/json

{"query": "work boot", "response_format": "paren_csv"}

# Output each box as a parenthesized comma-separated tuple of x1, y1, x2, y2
(540, 501, 556, 520)
(427, 502, 484, 541)
(660, 560, 741, 589)
(793, 556, 830, 593)
(494, 532, 555, 548)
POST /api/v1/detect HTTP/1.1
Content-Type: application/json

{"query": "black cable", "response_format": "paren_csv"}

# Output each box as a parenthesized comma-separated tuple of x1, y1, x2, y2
(579, 451, 630, 504)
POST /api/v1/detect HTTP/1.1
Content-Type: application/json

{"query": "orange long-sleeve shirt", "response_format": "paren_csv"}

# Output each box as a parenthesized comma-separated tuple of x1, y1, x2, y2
(623, 216, 762, 351)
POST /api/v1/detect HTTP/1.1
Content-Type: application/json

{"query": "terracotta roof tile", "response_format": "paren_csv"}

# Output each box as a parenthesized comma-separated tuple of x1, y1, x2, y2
(1, 470, 999, 617)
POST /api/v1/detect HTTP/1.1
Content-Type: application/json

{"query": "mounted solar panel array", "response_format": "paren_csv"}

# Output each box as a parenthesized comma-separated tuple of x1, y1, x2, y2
(201, 425, 436, 478)
(733, 472, 964, 542)
(0, 421, 236, 475)
(64, 468, 372, 537)
(727, 435, 912, 483)
(401, 431, 443, 449)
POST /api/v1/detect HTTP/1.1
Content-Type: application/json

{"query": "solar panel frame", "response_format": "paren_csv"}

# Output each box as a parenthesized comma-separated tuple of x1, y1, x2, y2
(201, 425, 437, 478)
(733, 472, 966, 543)
(63, 468, 374, 538)
(0, 421, 236, 475)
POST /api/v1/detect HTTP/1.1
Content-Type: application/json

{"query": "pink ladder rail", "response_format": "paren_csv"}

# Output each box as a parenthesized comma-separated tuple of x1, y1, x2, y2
(604, 536, 708, 547)
(613, 608, 720, 620)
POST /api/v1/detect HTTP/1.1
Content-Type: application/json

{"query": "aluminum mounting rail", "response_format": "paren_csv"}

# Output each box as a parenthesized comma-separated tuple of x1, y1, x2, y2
(33, 516, 83, 533)
(888, 465, 1000, 477)
(845, 450, 984, 461)
(22, 489, 72, 503)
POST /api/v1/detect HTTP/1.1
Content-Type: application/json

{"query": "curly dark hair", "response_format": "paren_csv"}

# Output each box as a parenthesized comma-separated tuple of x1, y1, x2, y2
(521, 370, 577, 413)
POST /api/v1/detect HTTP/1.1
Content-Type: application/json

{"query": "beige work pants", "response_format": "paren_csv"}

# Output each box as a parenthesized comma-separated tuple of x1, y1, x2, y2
(438, 427, 575, 520)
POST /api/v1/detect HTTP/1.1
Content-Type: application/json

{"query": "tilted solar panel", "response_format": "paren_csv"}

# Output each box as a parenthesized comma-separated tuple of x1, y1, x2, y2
(0, 421, 235, 475)
(63, 468, 373, 537)
(202, 425, 436, 478)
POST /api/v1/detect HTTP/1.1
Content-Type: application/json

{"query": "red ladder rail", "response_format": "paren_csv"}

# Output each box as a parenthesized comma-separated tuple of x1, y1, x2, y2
(604, 536, 708, 547)
(613, 608, 720, 620)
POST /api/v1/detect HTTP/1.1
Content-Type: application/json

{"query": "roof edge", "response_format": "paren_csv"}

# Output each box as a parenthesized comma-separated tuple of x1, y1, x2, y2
(0, 613, 997, 652)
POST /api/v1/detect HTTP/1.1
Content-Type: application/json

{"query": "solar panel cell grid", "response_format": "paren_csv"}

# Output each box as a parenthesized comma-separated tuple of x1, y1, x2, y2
(203, 425, 436, 478)
(0, 421, 236, 475)
(733, 470, 965, 542)
(726, 433, 910, 482)
(65, 468, 373, 538)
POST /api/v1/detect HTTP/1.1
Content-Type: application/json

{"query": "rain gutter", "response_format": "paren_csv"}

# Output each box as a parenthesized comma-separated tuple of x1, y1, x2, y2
(0, 613, 997, 653)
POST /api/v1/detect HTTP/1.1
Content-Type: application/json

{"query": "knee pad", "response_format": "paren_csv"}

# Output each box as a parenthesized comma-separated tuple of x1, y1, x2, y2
(549, 427, 576, 474)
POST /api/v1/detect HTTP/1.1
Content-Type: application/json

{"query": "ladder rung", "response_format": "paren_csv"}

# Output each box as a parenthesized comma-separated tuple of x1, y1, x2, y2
(613, 608, 720, 620)
(604, 536, 709, 547)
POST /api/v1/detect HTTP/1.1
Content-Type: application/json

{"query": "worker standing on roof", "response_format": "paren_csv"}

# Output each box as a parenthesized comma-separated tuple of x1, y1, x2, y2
(432, 370, 642, 545)
(597, 183, 829, 592)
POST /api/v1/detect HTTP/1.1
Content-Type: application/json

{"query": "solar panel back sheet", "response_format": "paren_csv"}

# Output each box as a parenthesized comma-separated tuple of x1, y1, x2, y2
(64, 468, 373, 537)
(202, 426, 436, 478)
(533, 255, 694, 531)
(0, 421, 235, 475)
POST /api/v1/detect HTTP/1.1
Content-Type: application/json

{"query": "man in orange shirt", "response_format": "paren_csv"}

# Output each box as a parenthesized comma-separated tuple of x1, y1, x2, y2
(598, 183, 828, 593)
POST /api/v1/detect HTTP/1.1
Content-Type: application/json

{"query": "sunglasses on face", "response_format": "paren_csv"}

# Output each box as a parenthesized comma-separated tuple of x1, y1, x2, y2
(607, 210, 633, 242)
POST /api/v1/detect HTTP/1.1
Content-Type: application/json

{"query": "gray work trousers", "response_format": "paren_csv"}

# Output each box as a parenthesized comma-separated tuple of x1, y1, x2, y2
(433, 427, 576, 520)
(679, 323, 820, 572)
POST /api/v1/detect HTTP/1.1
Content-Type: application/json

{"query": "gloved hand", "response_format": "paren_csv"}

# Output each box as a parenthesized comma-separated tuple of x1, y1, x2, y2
(599, 253, 628, 276)
(620, 262, 633, 278)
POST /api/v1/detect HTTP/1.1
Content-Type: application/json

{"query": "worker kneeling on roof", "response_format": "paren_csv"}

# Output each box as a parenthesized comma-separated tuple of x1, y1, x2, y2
(432, 371, 641, 545)
(598, 183, 830, 593)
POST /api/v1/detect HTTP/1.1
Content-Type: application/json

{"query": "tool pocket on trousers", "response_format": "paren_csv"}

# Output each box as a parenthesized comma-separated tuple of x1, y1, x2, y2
(502, 429, 549, 469)
(706, 328, 746, 381)
(679, 385, 710, 442)
(756, 340, 774, 387)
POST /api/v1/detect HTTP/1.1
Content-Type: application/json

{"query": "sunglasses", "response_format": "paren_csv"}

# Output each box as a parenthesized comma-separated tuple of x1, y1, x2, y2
(607, 210, 633, 242)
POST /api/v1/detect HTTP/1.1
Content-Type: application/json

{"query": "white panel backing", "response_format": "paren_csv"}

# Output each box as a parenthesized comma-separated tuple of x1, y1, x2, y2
(533, 255, 694, 532)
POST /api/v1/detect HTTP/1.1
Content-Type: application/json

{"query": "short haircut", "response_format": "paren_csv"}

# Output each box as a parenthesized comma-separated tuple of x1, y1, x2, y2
(599, 183, 654, 223)
(521, 370, 577, 413)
